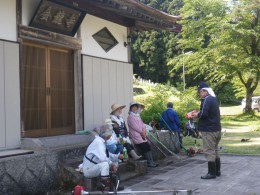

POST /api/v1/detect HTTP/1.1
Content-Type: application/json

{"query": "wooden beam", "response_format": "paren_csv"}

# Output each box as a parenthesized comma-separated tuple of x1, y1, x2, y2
(16, 0, 22, 40)
(18, 25, 82, 50)
(60, 0, 135, 27)
(58, 0, 180, 30)
(134, 20, 168, 31)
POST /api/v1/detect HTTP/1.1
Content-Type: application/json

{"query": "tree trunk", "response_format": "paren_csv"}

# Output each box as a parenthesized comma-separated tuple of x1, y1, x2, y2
(245, 90, 253, 112)
(241, 76, 259, 113)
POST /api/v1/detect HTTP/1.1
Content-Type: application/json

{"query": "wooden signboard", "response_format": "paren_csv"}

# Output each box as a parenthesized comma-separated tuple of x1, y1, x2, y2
(30, 0, 86, 36)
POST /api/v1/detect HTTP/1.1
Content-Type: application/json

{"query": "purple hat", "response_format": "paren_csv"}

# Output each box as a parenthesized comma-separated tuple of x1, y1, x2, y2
(197, 82, 209, 90)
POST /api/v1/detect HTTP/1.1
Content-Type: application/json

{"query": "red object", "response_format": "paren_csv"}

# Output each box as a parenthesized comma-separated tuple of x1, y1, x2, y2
(74, 185, 84, 195)
(185, 112, 193, 119)
(185, 110, 198, 119)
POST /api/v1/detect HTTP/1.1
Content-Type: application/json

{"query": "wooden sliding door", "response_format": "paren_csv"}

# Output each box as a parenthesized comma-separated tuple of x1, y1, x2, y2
(22, 43, 75, 137)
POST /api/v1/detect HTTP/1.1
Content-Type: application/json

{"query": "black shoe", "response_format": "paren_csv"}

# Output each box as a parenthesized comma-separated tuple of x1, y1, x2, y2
(96, 182, 105, 190)
(201, 173, 216, 179)
(216, 158, 221, 176)
(201, 162, 216, 179)
(154, 162, 159, 166)
(147, 162, 158, 167)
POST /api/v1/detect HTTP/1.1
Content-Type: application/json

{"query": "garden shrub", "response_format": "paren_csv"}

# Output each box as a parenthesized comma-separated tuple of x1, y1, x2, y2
(134, 84, 200, 129)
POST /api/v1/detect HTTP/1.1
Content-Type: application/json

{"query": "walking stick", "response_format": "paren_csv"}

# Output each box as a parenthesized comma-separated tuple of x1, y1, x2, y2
(146, 136, 168, 157)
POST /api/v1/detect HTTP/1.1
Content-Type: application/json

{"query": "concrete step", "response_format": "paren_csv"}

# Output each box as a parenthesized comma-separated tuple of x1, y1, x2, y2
(21, 134, 95, 152)
(58, 155, 147, 191)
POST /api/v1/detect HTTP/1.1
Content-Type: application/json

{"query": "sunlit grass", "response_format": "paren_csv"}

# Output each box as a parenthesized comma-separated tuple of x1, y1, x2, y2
(133, 83, 260, 155)
(183, 110, 260, 155)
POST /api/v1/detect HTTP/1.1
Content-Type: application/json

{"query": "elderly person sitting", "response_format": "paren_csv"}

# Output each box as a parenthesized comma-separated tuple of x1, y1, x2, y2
(82, 123, 123, 191)
(127, 102, 158, 167)
(110, 103, 142, 161)
(105, 118, 124, 155)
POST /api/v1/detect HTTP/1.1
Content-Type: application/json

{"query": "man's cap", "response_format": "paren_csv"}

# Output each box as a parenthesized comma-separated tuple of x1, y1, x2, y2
(197, 82, 209, 90)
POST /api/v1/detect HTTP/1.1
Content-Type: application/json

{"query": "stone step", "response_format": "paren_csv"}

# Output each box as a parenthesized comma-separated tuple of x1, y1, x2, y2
(21, 134, 95, 152)
(58, 155, 147, 191)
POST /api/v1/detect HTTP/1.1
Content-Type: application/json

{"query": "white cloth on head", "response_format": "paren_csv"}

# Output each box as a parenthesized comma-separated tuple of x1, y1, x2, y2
(202, 87, 216, 97)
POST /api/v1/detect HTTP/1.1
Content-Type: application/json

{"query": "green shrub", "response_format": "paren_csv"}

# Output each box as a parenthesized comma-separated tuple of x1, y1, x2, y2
(135, 84, 200, 129)
(173, 88, 200, 127)
(136, 84, 171, 124)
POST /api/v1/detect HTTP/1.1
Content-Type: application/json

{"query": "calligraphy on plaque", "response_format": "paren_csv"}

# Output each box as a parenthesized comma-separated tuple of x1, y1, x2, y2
(30, 0, 86, 36)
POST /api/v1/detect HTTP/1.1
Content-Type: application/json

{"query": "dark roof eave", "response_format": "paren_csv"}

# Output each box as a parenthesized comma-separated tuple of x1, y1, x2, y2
(62, 0, 181, 32)
(113, 0, 181, 23)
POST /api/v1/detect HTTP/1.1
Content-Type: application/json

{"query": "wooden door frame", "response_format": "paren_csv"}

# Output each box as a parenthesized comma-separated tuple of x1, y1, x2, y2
(17, 0, 83, 138)
(21, 42, 77, 137)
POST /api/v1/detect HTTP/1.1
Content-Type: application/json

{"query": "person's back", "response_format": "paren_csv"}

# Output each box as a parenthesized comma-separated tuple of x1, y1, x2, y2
(160, 102, 182, 146)
(160, 102, 180, 131)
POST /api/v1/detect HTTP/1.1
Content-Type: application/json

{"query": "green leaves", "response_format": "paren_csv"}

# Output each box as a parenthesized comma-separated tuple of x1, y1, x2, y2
(170, 0, 260, 110)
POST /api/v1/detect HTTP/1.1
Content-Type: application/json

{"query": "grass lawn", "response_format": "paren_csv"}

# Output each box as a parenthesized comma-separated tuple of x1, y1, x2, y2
(182, 106, 260, 155)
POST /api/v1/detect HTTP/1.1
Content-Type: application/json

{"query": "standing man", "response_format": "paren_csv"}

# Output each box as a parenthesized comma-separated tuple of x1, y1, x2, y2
(192, 82, 221, 179)
(160, 102, 182, 146)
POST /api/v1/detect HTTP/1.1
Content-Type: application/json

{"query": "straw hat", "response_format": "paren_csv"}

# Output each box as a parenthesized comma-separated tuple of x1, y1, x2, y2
(110, 103, 126, 114)
(129, 101, 145, 110)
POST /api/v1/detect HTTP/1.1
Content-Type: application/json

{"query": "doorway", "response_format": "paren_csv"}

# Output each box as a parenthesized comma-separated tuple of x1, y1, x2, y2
(21, 43, 75, 137)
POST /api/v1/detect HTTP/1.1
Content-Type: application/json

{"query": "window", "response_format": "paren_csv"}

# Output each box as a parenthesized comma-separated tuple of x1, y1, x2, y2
(92, 27, 118, 52)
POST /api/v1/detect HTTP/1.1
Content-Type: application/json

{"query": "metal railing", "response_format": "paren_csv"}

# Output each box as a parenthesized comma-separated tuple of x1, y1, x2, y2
(79, 188, 198, 195)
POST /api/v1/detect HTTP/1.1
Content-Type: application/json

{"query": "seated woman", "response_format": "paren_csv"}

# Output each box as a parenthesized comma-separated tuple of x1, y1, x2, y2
(127, 102, 158, 167)
(104, 119, 124, 162)
(110, 103, 142, 161)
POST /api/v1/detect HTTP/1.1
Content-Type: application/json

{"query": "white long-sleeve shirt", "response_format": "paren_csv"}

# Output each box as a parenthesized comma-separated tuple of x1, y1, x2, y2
(83, 136, 118, 169)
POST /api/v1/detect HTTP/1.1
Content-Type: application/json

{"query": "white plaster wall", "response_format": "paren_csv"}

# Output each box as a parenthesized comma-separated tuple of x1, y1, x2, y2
(0, 41, 21, 150)
(0, 0, 17, 41)
(82, 56, 133, 130)
(22, 0, 41, 25)
(0, 41, 5, 148)
(81, 15, 128, 62)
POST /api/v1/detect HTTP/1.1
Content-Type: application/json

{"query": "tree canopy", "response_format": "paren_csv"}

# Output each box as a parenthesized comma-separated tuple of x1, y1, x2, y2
(169, 0, 260, 112)
(132, 0, 260, 112)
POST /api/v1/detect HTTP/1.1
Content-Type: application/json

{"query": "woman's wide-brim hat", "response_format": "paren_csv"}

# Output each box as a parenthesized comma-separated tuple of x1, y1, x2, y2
(110, 103, 126, 114)
(129, 101, 145, 110)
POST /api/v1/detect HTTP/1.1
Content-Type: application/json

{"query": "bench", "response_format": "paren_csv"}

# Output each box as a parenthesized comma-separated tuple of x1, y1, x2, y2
(82, 160, 147, 191)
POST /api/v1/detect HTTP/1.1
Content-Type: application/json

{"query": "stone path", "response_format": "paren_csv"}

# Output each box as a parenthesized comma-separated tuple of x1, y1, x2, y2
(121, 153, 260, 195)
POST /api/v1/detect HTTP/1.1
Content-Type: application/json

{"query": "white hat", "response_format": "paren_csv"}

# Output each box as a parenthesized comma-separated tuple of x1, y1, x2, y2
(104, 118, 114, 125)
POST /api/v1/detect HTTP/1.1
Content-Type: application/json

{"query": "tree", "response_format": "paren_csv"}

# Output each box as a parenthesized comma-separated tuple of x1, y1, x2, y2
(131, 0, 184, 86)
(169, 0, 260, 112)
(132, 31, 179, 84)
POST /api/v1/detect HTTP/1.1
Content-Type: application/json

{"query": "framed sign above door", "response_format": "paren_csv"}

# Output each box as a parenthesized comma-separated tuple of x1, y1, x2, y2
(29, 0, 86, 36)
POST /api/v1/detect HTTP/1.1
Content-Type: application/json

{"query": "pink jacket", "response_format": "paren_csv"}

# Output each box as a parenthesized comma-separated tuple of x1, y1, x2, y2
(127, 112, 147, 144)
